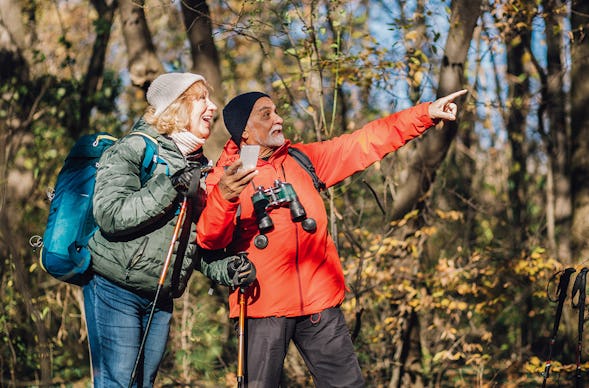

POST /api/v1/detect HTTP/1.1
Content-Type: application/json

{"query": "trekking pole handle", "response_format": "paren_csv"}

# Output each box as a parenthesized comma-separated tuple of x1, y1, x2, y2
(571, 267, 589, 388)
(542, 267, 576, 387)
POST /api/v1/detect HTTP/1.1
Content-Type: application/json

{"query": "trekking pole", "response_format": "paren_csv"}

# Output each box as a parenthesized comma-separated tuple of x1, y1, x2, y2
(572, 267, 588, 388)
(237, 286, 247, 388)
(542, 267, 576, 387)
(128, 197, 189, 388)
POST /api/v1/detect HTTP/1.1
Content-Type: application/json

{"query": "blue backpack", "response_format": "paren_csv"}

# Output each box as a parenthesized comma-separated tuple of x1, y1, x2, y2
(39, 131, 161, 285)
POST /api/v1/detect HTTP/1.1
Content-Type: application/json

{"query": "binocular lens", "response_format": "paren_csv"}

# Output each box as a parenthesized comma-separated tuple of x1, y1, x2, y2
(289, 199, 307, 222)
(257, 213, 273, 232)
(254, 234, 269, 249)
(302, 218, 317, 233)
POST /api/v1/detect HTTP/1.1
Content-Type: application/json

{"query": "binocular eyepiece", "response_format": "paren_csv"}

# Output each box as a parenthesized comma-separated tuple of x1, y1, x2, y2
(251, 180, 317, 249)
(252, 190, 273, 233)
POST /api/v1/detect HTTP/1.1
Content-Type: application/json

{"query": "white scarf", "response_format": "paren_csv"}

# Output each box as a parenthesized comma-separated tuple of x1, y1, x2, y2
(170, 130, 206, 155)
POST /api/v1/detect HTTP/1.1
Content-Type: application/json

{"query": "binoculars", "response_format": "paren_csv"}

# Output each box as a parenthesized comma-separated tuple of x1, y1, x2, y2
(251, 180, 317, 249)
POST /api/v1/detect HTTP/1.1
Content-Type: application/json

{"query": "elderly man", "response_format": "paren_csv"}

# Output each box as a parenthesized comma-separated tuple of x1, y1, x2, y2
(198, 89, 467, 387)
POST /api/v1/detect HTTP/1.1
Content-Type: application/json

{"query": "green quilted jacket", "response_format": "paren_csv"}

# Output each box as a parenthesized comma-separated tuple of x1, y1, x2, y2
(88, 118, 232, 299)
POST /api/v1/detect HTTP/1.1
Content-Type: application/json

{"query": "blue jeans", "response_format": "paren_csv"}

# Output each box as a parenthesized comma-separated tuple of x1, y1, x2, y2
(83, 274, 173, 388)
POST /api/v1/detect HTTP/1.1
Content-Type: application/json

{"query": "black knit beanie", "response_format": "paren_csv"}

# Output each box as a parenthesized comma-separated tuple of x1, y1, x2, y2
(223, 92, 270, 146)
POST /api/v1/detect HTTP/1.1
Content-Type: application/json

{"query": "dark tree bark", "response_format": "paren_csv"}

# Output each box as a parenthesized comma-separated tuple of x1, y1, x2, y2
(539, 0, 572, 263)
(181, 0, 223, 97)
(389, 0, 482, 221)
(570, 0, 589, 260)
(506, 20, 531, 255)
(505, 9, 532, 350)
(0, 0, 29, 81)
(78, 0, 119, 138)
(119, 0, 164, 90)
(516, 0, 578, 359)
(181, 0, 226, 160)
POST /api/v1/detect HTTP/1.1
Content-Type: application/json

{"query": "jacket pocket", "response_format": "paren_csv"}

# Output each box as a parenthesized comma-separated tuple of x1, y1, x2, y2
(125, 237, 149, 281)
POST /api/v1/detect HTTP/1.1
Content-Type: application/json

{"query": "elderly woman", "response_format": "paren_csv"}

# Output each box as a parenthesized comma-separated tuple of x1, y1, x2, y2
(84, 72, 240, 387)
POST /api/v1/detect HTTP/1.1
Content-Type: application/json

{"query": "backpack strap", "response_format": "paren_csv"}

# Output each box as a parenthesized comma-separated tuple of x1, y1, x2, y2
(93, 134, 118, 147)
(288, 147, 326, 192)
(127, 132, 169, 184)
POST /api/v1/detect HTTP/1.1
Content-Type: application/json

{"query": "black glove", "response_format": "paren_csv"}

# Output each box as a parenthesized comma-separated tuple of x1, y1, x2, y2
(227, 252, 257, 289)
(170, 163, 200, 197)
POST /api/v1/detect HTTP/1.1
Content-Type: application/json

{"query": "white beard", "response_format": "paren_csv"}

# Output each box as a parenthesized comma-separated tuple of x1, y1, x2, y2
(254, 130, 285, 148)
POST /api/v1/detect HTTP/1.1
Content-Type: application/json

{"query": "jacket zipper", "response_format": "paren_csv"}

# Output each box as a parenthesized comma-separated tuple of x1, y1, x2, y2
(125, 237, 149, 281)
(282, 163, 305, 313)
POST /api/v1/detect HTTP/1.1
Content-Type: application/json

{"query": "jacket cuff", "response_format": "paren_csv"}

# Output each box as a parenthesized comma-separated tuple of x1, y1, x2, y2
(210, 184, 241, 212)
(415, 102, 436, 132)
(196, 184, 240, 250)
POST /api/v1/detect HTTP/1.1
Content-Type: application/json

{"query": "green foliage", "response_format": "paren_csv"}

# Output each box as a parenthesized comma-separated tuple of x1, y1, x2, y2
(0, 267, 36, 379)
(336, 202, 564, 385)
(93, 70, 124, 115)
(161, 274, 232, 385)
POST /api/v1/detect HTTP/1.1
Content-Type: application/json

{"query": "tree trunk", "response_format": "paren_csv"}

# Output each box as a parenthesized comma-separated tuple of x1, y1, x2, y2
(119, 0, 164, 90)
(78, 0, 119, 138)
(505, 2, 534, 351)
(389, 309, 419, 388)
(0, 0, 30, 81)
(181, 0, 226, 160)
(181, 0, 223, 99)
(570, 0, 589, 260)
(539, 0, 579, 359)
(389, 0, 482, 221)
(541, 0, 572, 263)
(505, 28, 531, 257)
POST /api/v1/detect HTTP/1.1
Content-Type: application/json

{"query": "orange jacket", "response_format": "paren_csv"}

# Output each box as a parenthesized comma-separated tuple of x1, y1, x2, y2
(197, 103, 434, 318)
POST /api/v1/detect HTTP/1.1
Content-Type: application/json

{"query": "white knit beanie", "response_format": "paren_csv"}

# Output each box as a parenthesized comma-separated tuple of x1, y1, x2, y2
(146, 72, 206, 116)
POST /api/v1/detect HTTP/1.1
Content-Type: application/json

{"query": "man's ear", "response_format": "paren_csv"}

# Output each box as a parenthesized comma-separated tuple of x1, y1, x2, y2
(242, 129, 250, 141)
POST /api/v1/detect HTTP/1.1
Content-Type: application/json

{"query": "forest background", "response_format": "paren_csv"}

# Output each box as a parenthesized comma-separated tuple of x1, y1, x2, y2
(1, 0, 589, 387)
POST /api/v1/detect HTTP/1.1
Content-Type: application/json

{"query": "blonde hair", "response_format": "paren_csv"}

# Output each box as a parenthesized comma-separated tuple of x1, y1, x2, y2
(144, 80, 210, 135)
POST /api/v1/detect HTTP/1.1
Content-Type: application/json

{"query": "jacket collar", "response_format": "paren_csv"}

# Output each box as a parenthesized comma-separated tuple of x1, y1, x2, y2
(132, 117, 190, 155)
